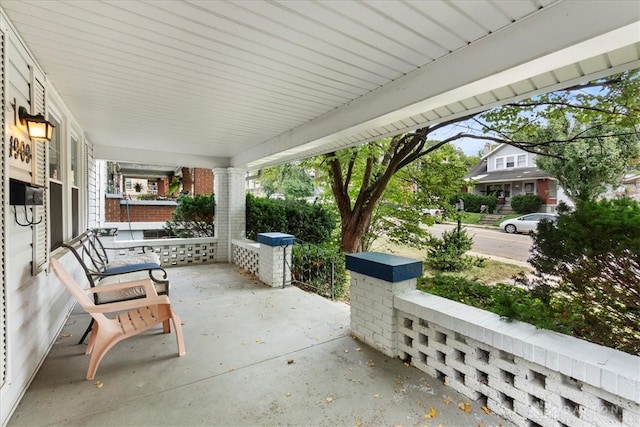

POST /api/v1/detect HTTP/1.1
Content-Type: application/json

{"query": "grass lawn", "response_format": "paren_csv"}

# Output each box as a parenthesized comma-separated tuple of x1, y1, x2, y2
(372, 237, 530, 285)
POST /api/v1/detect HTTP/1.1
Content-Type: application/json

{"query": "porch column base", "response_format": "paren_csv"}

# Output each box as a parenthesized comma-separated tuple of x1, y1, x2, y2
(258, 232, 295, 287)
(346, 252, 422, 357)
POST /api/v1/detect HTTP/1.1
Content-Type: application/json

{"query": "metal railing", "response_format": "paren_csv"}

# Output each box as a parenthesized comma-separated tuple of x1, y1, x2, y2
(289, 239, 337, 300)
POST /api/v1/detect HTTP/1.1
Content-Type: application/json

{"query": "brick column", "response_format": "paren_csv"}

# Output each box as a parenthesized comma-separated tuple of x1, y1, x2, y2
(346, 252, 422, 357)
(214, 167, 246, 262)
(257, 233, 294, 287)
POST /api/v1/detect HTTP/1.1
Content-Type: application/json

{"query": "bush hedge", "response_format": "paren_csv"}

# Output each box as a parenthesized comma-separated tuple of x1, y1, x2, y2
(246, 193, 336, 244)
(452, 193, 497, 213)
(510, 194, 543, 214)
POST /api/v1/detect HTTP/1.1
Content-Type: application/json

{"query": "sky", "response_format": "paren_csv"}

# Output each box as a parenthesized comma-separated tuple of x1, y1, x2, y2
(452, 138, 486, 156)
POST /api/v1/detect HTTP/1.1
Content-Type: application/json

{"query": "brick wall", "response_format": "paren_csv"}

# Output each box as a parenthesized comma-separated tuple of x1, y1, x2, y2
(537, 179, 554, 204)
(105, 196, 121, 222)
(194, 168, 214, 195)
(181, 168, 214, 195)
(105, 198, 177, 222)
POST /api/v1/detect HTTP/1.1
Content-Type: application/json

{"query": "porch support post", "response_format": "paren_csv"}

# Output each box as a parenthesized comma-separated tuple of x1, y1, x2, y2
(346, 252, 422, 357)
(257, 233, 294, 287)
(214, 167, 246, 262)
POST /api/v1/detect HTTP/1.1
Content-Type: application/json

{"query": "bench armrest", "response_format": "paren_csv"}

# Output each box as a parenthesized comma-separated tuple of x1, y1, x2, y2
(89, 264, 168, 284)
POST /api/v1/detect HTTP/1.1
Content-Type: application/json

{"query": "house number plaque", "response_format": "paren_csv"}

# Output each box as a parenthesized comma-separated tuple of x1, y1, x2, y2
(9, 135, 32, 164)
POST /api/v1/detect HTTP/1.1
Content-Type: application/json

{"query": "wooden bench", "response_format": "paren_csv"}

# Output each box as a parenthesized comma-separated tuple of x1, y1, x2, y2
(62, 230, 170, 343)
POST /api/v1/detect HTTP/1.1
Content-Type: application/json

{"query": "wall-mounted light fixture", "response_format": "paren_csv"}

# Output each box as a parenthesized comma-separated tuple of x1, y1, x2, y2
(18, 106, 55, 142)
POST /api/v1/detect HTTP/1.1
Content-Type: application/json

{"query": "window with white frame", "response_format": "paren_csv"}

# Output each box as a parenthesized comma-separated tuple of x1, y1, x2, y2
(548, 180, 557, 198)
(517, 154, 527, 167)
(48, 114, 64, 250)
(495, 154, 527, 169)
(524, 182, 535, 195)
(70, 135, 81, 238)
(506, 156, 515, 168)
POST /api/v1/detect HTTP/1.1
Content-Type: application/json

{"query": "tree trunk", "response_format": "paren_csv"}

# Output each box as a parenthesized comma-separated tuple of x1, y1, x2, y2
(339, 210, 372, 253)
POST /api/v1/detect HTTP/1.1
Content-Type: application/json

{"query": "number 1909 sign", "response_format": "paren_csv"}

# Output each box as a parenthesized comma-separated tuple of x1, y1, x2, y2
(9, 135, 32, 163)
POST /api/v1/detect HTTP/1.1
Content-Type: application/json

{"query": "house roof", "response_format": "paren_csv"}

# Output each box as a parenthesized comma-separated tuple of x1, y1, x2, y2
(468, 167, 551, 184)
(1, 1, 639, 170)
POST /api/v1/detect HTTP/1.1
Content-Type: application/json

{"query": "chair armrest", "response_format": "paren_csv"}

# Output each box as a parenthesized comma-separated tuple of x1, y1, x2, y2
(86, 278, 158, 297)
(87, 295, 171, 314)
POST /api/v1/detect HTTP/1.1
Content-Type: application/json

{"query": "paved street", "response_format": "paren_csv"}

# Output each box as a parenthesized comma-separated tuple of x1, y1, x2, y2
(428, 223, 533, 264)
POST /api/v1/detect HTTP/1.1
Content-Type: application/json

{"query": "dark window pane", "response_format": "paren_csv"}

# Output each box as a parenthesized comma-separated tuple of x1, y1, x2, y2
(50, 182, 63, 250)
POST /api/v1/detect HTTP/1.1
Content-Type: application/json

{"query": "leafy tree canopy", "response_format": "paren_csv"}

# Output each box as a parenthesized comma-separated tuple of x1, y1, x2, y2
(533, 121, 638, 202)
(258, 162, 314, 199)
(309, 70, 640, 252)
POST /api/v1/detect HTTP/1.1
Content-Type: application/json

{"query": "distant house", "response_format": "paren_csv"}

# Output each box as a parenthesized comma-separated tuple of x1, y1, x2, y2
(464, 144, 571, 213)
(603, 172, 640, 201)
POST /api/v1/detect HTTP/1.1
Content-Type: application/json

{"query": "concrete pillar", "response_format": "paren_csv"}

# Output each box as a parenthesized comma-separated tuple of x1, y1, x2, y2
(345, 252, 422, 357)
(214, 167, 246, 262)
(257, 232, 294, 287)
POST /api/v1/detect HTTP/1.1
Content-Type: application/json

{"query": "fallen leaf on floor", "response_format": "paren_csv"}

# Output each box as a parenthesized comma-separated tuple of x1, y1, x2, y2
(344, 349, 349, 353)
(326, 397, 333, 403)
(59, 333, 72, 338)
(256, 338, 262, 343)
(424, 406, 437, 419)
(367, 360, 375, 367)
(373, 394, 379, 399)
(287, 359, 294, 365)
(443, 396, 452, 405)
(482, 405, 491, 415)
(355, 421, 362, 426)
(356, 348, 362, 352)
(94, 381, 103, 389)
(285, 392, 292, 397)
(458, 402, 472, 413)
(229, 367, 235, 371)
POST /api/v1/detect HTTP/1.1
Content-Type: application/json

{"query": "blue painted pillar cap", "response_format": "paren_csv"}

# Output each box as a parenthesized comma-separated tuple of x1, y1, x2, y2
(257, 232, 295, 247)
(346, 252, 423, 282)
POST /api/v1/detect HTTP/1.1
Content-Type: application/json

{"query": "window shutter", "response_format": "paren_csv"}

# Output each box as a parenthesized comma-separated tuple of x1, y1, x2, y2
(31, 76, 48, 275)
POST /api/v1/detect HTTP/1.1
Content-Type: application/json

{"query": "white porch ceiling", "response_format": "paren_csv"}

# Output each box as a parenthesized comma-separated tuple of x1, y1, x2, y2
(1, 0, 639, 170)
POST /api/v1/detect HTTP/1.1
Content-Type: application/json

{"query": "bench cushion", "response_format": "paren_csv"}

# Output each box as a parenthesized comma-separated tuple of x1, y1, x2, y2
(105, 251, 161, 268)
(103, 262, 160, 275)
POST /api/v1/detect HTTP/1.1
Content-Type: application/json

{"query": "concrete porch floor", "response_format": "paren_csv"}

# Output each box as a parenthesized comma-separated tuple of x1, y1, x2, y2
(9, 263, 512, 427)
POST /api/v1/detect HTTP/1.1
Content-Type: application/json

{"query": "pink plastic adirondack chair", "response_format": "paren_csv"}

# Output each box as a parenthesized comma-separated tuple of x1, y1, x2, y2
(50, 258, 186, 380)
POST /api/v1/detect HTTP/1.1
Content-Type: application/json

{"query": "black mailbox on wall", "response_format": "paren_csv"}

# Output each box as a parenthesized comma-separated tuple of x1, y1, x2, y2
(10, 179, 44, 206)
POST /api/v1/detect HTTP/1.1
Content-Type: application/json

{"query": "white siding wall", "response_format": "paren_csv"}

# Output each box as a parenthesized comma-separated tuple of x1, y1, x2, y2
(0, 15, 93, 426)
(487, 144, 537, 172)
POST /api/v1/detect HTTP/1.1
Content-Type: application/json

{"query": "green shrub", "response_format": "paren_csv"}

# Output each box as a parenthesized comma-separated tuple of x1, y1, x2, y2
(528, 198, 640, 354)
(425, 228, 475, 271)
(451, 193, 497, 213)
(292, 243, 347, 299)
(136, 193, 158, 200)
(164, 194, 215, 237)
(510, 194, 542, 214)
(246, 193, 336, 244)
(417, 275, 575, 335)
